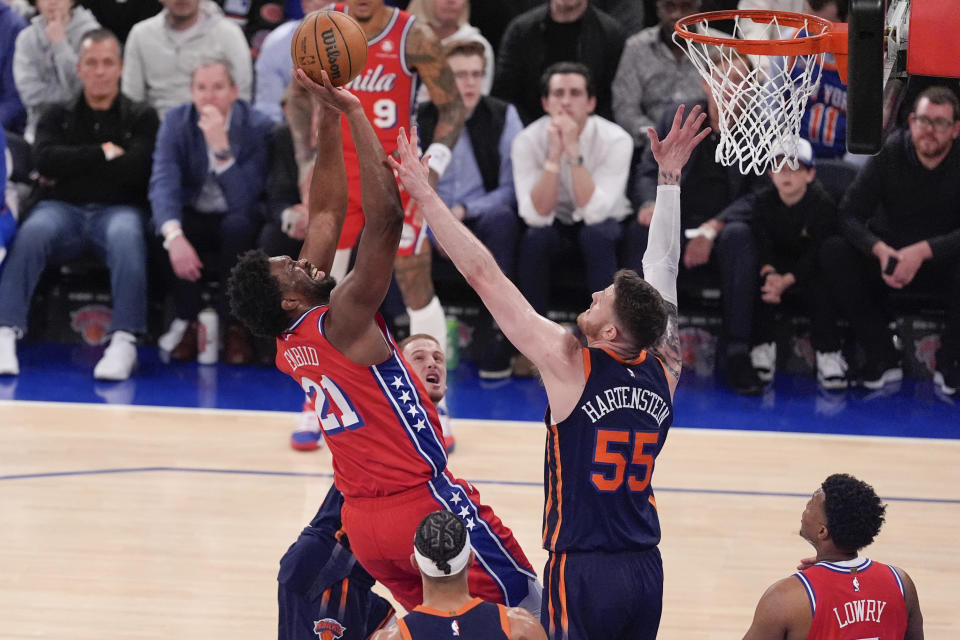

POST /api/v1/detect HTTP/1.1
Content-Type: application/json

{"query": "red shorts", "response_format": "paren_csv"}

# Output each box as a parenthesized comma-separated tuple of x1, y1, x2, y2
(340, 470, 536, 611)
(337, 179, 428, 258)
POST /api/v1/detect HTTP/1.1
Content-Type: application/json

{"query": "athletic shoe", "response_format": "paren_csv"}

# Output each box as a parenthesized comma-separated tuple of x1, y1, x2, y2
(158, 318, 189, 353)
(0, 326, 18, 376)
(93, 331, 138, 381)
(860, 359, 903, 390)
(815, 351, 849, 390)
(750, 342, 776, 382)
(933, 360, 959, 396)
(290, 400, 324, 451)
(728, 352, 764, 395)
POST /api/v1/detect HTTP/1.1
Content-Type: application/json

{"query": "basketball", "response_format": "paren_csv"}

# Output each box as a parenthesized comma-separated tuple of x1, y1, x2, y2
(290, 10, 368, 87)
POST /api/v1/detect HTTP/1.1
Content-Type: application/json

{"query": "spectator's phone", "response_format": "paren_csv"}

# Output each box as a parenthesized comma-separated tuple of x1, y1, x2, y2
(884, 256, 899, 275)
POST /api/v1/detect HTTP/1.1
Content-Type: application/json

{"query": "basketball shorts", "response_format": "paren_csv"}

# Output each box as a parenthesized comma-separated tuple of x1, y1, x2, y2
(338, 179, 428, 258)
(278, 524, 395, 640)
(542, 546, 663, 640)
(340, 471, 538, 612)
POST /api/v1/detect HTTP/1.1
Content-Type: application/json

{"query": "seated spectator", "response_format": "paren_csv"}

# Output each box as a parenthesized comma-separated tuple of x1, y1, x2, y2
(612, 0, 706, 156)
(511, 62, 632, 375)
(13, 0, 100, 141)
(78, 0, 162, 42)
(733, 139, 845, 388)
(0, 29, 157, 380)
(420, 40, 522, 379)
(822, 86, 960, 395)
(150, 58, 272, 365)
(467, 0, 539, 57)
(626, 53, 765, 395)
(260, 118, 306, 259)
(123, 0, 252, 119)
(407, 0, 494, 103)
(253, 0, 325, 122)
(493, 0, 626, 125)
(0, 0, 27, 133)
(215, 0, 286, 58)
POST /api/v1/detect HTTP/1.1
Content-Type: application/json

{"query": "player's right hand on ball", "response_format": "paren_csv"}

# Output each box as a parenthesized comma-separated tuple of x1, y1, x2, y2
(294, 69, 361, 114)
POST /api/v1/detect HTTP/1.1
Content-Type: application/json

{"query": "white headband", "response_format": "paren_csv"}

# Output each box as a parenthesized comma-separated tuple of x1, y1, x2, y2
(413, 539, 471, 578)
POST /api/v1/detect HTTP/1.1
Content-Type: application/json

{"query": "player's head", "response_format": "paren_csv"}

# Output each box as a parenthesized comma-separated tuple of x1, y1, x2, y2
(412, 510, 473, 585)
(445, 40, 486, 114)
(345, 0, 385, 23)
(227, 250, 336, 338)
(908, 86, 960, 163)
(769, 138, 816, 202)
(540, 62, 596, 129)
(190, 58, 238, 117)
(577, 269, 667, 353)
(800, 473, 887, 554)
(399, 334, 447, 403)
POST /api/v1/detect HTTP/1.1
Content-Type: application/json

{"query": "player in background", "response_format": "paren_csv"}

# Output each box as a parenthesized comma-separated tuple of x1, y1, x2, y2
(227, 70, 539, 616)
(391, 104, 710, 640)
(284, 0, 466, 451)
(278, 334, 451, 640)
(371, 510, 546, 640)
(742, 473, 924, 639)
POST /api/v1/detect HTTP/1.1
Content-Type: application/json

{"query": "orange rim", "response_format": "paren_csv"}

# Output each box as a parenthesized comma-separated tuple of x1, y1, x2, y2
(674, 10, 848, 57)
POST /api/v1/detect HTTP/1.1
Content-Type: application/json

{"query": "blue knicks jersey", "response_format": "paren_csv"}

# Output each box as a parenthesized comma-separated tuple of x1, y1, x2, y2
(397, 598, 510, 639)
(543, 348, 673, 553)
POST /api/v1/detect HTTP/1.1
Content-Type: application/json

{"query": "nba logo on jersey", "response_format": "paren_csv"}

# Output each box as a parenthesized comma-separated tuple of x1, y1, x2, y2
(853, 576, 861, 592)
(313, 617, 346, 640)
(450, 620, 460, 636)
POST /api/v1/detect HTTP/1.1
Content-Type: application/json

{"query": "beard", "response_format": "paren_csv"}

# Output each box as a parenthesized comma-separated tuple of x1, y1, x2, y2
(303, 274, 336, 305)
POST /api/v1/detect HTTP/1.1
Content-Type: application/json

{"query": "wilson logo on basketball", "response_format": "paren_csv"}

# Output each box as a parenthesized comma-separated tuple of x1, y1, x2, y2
(70, 304, 113, 346)
(321, 28, 343, 82)
(312, 618, 345, 640)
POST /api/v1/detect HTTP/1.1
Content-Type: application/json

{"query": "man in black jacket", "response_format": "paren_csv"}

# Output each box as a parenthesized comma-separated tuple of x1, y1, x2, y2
(822, 86, 960, 395)
(492, 0, 625, 125)
(0, 28, 158, 381)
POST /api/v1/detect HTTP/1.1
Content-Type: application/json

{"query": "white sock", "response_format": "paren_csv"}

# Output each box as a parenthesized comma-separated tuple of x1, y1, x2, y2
(330, 248, 351, 283)
(407, 296, 447, 355)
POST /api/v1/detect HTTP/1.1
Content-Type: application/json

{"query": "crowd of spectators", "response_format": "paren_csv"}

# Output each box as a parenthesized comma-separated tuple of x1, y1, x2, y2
(0, 0, 958, 399)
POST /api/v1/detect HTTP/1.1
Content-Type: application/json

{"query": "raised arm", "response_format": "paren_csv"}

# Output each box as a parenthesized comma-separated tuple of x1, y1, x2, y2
(642, 105, 710, 397)
(406, 22, 466, 152)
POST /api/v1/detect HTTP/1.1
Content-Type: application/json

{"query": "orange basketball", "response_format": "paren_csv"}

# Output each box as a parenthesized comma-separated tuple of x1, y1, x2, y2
(290, 10, 368, 87)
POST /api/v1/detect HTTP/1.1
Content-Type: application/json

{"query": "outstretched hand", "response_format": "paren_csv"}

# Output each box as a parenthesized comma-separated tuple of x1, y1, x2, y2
(294, 68, 362, 114)
(648, 104, 711, 178)
(389, 127, 435, 203)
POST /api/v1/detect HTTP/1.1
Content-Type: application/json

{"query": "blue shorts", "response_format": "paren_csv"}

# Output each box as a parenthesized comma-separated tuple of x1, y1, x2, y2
(278, 524, 394, 640)
(541, 547, 663, 640)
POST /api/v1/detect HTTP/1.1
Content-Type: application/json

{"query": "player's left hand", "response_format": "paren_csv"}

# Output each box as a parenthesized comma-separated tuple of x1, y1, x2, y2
(390, 126, 434, 203)
(649, 104, 711, 176)
(294, 69, 362, 115)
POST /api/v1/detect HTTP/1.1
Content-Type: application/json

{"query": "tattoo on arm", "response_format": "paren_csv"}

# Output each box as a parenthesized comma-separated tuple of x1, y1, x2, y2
(658, 170, 681, 186)
(406, 25, 466, 150)
(652, 302, 682, 380)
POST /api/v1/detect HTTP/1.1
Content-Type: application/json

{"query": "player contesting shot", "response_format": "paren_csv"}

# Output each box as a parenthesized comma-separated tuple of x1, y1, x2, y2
(226, 70, 539, 615)
(391, 103, 710, 640)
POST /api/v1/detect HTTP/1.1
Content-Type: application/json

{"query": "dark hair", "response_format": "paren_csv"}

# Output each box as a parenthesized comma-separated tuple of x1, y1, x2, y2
(414, 510, 468, 577)
(612, 269, 668, 351)
(807, 0, 848, 21)
(226, 250, 291, 338)
(821, 473, 886, 553)
(914, 85, 960, 121)
(445, 39, 486, 61)
(398, 333, 442, 353)
(80, 28, 122, 58)
(540, 62, 595, 99)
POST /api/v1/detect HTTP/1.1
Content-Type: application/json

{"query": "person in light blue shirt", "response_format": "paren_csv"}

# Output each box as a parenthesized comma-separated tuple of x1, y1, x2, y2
(417, 40, 523, 379)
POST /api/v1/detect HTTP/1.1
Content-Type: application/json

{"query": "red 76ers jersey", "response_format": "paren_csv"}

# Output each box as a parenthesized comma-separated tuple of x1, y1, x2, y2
(276, 306, 448, 498)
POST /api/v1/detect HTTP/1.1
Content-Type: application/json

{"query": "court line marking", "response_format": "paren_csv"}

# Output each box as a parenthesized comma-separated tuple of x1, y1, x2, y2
(3, 399, 959, 445)
(2, 466, 958, 505)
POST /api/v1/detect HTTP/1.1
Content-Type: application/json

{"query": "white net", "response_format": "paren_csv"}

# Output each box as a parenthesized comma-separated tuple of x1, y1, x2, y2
(674, 14, 829, 175)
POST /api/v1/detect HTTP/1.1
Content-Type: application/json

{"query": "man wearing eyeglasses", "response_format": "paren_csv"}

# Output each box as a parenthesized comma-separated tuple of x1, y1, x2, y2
(416, 40, 524, 379)
(821, 86, 960, 395)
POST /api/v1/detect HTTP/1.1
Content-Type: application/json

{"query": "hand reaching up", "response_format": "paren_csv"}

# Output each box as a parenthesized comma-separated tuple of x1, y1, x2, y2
(648, 104, 711, 184)
(294, 69, 362, 115)
(389, 126, 434, 204)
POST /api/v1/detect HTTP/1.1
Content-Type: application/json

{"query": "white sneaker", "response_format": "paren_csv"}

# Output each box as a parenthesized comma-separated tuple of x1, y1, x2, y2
(0, 326, 18, 376)
(94, 331, 138, 381)
(158, 318, 189, 353)
(750, 342, 776, 382)
(816, 351, 849, 390)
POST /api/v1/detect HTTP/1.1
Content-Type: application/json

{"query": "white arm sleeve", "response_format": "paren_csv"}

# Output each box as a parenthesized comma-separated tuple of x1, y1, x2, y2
(641, 185, 681, 307)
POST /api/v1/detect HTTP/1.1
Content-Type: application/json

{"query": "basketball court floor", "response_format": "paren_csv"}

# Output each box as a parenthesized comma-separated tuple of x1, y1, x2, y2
(1, 342, 958, 639)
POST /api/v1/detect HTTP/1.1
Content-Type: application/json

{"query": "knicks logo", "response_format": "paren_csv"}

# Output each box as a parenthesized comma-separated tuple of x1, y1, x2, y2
(914, 333, 940, 374)
(70, 304, 113, 345)
(313, 617, 346, 640)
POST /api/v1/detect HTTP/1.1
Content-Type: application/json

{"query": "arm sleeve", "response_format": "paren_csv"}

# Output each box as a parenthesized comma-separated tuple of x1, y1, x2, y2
(148, 115, 184, 234)
(108, 105, 160, 196)
(215, 118, 271, 219)
(642, 184, 681, 306)
(33, 105, 107, 177)
(838, 154, 884, 255)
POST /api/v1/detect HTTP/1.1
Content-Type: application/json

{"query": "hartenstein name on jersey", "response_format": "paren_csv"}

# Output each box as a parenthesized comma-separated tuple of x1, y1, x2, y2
(344, 64, 397, 93)
(580, 386, 670, 426)
(283, 345, 320, 370)
(833, 599, 889, 629)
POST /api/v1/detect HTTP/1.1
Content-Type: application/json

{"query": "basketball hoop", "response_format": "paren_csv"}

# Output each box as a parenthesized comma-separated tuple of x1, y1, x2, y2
(674, 10, 848, 175)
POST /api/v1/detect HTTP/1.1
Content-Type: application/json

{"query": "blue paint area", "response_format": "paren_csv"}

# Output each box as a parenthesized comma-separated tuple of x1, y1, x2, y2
(0, 342, 955, 438)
